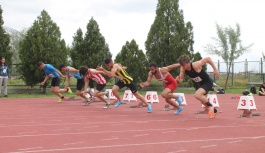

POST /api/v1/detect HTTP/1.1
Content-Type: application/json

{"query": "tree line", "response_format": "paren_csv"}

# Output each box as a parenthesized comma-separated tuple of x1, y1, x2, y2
(1, 0, 252, 90)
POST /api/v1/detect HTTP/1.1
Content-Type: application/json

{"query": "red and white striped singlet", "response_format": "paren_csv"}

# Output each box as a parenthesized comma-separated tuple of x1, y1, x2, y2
(86, 69, 106, 84)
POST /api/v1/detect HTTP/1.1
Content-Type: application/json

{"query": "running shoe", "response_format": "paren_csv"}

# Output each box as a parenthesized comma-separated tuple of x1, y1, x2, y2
(84, 101, 91, 106)
(103, 102, 111, 109)
(147, 105, 152, 113)
(176, 95, 182, 106)
(208, 107, 215, 119)
(174, 107, 184, 115)
(115, 101, 123, 108)
(58, 96, 65, 103)
(67, 87, 73, 94)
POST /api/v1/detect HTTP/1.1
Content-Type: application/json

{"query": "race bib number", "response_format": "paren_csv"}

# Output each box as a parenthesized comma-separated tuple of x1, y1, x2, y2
(3, 69, 6, 73)
(191, 76, 202, 82)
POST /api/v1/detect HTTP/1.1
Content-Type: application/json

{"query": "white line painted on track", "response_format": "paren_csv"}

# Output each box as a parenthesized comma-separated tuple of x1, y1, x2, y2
(19, 147, 43, 151)
(228, 140, 242, 143)
(168, 150, 187, 153)
(18, 131, 37, 135)
(200, 145, 217, 148)
(111, 124, 124, 126)
(74, 118, 87, 120)
(162, 131, 176, 134)
(49, 120, 62, 122)
(63, 142, 84, 145)
(102, 138, 119, 141)
(134, 134, 149, 137)
(8, 136, 265, 153)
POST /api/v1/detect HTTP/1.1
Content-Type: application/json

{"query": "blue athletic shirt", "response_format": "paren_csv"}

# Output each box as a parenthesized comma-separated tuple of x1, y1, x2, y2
(44, 64, 59, 78)
(66, 66, 82, 79)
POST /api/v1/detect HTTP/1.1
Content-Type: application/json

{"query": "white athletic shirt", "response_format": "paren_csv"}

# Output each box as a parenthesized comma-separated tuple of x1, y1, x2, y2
(153, 68, 167, 83)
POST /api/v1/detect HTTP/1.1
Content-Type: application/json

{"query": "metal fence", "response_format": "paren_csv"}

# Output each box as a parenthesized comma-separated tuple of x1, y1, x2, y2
(8, 59, 265, 88)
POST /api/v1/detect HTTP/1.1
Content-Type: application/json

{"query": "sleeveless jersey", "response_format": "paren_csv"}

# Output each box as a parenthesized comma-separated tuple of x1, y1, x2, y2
(66, 66, 82, 80)
(86, 69, 106, 84)
(153, 68, 168, 83)
(115, 68, 133, 84)
(185, 63, 210, 83)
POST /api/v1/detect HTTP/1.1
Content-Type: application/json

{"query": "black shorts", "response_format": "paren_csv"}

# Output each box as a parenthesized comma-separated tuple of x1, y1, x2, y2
(96, 83, 106, 91)
(115, 80, 137, 93)
(198, 79, 213, 94)
(51, 77, 60, 87)
(76, 78, 85, 91)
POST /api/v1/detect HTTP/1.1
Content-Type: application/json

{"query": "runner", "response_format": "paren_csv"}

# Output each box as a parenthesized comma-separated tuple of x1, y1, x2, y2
(176, 55, 219, 119)
(59, 64, 91, 103)
(140, 62, 183, 114)
(97, 58, 152, 113)
(38, 61, 72, 102)
(79, 66, 111, 109)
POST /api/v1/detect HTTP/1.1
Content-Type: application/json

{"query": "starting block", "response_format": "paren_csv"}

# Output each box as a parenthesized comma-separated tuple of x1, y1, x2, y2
(202, 94, 219, 108)
(237, 96, 260, 118)
(145, 91, 159, 103)
(122, 90, 137, 102)
(105, 89, 117, 100)
(174, 93, 187, 106)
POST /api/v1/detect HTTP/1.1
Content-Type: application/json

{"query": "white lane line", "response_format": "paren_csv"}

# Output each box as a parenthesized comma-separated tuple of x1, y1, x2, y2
(168, 150, 187, 153)
(134, 134, 149, 137)
(162, 131, 175, 134)
(9, 136, 263, 153)
(74, 118, 87, 120)
(63, 142, 84, 146)
(200, 145, 217, 148)
(19, 147, 43, 151)
(18, 131, 37, 135)
(228, 140, 242, 143)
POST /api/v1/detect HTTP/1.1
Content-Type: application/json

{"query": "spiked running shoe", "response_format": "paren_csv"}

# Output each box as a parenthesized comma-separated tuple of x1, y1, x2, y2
(147, 105, 152, 113)
(115, 101, 122, 108)
(84, 101, 92, 106)
(176, 95, 182, 106)
(58, 96, 65, 103)
(103, 103, 111, 109)
(208, 107, 215, 119)
(174, 107, 184, 115)
(66, 87, 73, 94)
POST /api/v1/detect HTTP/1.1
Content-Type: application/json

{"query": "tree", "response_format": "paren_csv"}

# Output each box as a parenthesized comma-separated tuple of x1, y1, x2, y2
(205, 23, 252, 89)
(0, 6, 12, 66)
(145, 0, 194, 77)
(115, 39, 148, 86)
(70, 17, 111, 87)
(19, 10, 68, 90)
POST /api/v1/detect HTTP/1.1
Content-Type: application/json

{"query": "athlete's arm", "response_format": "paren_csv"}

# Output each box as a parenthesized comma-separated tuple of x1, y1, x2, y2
(89, 68, 106, 75)
(40, 75, 49, 85)
(198, 57, 219, 78)
(176, 67, 185, 83)
(163, 63, 181, 72)
(140, 72, 153, 88)
(55, 69, 66, 78)
(83, 77, 89, 92)
(69, 67, 79, 73)
(99, 64, 118, 78)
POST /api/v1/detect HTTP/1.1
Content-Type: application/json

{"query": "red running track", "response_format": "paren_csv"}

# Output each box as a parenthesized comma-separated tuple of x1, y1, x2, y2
(0, 94, 264, 153)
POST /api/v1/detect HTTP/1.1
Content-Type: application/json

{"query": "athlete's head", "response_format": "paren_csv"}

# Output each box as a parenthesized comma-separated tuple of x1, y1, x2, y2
(37, 61, 45, 69)
(149, 62, 158, 75)
(79, 66, 88, 77)
(178, 55, 191, 70)
(59, 64, 67, 72)
(104, 58, 114, 69)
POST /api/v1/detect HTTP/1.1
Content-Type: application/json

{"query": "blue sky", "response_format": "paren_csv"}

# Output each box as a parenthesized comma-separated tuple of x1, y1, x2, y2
(1, 0, 265, 72)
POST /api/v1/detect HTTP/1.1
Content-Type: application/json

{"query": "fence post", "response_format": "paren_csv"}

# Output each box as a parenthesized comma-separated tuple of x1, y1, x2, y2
(232, 61, 234, 87)
(218, 60, 220, 72)
(261, 58, 264, 82)
(245, 59, 248, 78)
